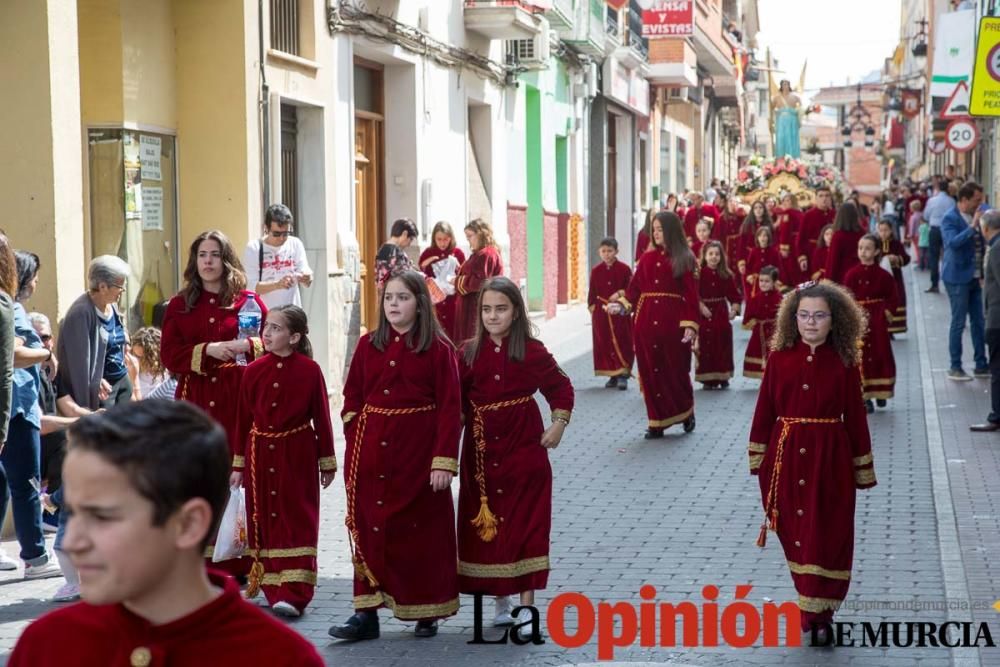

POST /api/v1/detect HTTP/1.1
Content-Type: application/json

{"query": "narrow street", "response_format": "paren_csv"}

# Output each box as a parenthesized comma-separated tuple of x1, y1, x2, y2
(1, 267, 996, 667)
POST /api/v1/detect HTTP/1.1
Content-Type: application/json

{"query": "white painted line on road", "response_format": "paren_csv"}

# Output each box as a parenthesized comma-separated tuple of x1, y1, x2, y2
(911, 269, 981, 667)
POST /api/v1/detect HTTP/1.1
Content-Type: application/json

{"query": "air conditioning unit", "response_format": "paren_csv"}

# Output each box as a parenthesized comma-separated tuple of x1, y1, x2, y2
(669, 87, 689, 101)
(506, 29, 551, 65)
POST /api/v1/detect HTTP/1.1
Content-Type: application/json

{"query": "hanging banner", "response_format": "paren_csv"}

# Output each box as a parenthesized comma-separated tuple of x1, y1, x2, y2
(969, 16, 1000, 116)
(930, 9, 975, 97)
(642, 1, 694, 38)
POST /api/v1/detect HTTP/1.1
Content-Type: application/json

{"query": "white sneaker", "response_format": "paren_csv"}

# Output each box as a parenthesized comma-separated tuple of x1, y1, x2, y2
(493, 596, 515, 626)
(0, 551, 18, 571)
(271, 601, 301, 618)
(24, 558, 62, 580)
(52, 582, 80, 602)
(512, 608, 537, 641)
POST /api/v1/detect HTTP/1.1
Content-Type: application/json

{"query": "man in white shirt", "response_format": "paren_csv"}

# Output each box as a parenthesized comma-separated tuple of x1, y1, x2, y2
(243, 204, 313, 309)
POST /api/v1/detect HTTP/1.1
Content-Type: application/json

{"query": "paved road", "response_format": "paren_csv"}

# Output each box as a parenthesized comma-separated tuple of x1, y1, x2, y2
(0, 266, 996, 666)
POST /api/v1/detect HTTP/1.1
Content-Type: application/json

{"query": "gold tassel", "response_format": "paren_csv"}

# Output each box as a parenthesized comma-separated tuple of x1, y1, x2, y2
(756, 522, 767, 548)
(471, 495, 499, 542)
(353, 556, 379, 588)
(245, 560, 265, 599)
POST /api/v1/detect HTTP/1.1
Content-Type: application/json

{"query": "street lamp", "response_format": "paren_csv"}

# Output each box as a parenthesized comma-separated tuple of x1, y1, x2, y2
(911, 18, 928, 58)
(841, 83, 876, 151)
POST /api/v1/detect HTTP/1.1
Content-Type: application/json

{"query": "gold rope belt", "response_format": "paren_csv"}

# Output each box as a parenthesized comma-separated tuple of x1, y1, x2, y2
(345, 403, 435, 587)
(702, 296, 728, 304)
(469, 395, 534, 542)
(179, 362, 239, 401)
(636, 292, 681, 320)
(756, 416, 842, 548)
(245, 422, 311, 598)
(856, 298, 883, 305)
(596, 296, 631, 374)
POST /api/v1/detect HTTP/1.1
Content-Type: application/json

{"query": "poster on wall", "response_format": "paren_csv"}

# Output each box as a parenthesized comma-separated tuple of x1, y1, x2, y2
(142, 186, 163, 231)
(140, 135, 162, 181)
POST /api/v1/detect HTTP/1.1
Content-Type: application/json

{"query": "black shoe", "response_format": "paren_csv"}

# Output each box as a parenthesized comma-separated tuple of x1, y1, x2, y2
(414, 620, 438, 638)
(865, 400, 875, 414)
(876, 398, 887, 408)
(644, 428, 664, 439)
(329, 611, 380, 641)
(925, 286, 939, 293)
(617, 376, 628, 390)
(604, 377, 618, 388)
(683, 414, 696, 433)
(720, 381, 730, 389)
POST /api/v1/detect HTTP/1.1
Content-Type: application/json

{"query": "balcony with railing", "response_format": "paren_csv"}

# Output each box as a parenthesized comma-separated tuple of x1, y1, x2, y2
(605, 6, 622, 48)
(464, 0, 547, 40)
(546, 0, 574, 30)
(562, 0, 606, 57)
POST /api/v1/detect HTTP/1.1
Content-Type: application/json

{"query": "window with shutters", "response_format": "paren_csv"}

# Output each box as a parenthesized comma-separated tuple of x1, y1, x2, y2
(270, 0, 300, 56)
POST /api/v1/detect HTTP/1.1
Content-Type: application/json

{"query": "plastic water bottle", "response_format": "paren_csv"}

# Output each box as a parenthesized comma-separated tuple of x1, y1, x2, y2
(235, 296, 262, 366)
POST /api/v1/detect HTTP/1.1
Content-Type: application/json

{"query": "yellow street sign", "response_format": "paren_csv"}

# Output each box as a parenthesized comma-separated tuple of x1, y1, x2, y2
(971, 17, 1000, 116)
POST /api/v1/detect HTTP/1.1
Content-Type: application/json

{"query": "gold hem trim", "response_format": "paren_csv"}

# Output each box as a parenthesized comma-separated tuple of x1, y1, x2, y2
(862, 377, 895, 386)
(595, 369, 631, 377)
(431, 456, 458, 473)
(695, 372, 733, 381)
(798, 594, 843, 613)
(353, 592, 460, 620)
(232, 455, 246, 468)
(743, 371, 764, 379)
(855, 468, 877, 485)
(319, 456, 338, 471)
(261, 568, 317, 586)
(192, 343, 206, 375)
(744, 356, 764, 364)
(648, 407, 693, 429)
(863, 390, 893, 400)
(788, 560, 851, 581)
(852, 453, 873, 467)
(458, 555, 550, 578)
(252, 547, 318, 558)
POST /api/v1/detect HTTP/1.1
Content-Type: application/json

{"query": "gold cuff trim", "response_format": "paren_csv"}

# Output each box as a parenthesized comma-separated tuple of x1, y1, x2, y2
(748, 442, 768, 453)
(855, 468, 877, 486)
(342, 411, 357, 425)
(353, 591, 460, 620)
(458, 555, 550, 579)
(431, 456, 458, 473)
(319, 456, 338, 471)
(852, 453, 873, 467)
(260, 568, 317, 586)
(192, 343, 206, 375)
(748, 454, 763, 469)
(551, 409, 572, 424)
(648, 407, 693, 429)
(679, 320, 700, 331)
(695, 371, 733, 381)
(232, 455, 246, 468)
(251, 547, 318, 558)
(798, 594, 843, 613)
(788, 560, 851, 581)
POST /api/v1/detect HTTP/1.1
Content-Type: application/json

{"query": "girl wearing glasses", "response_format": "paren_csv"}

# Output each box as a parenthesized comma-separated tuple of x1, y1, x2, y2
(843, 235, 899, 413)
(748, 281, 876, 642)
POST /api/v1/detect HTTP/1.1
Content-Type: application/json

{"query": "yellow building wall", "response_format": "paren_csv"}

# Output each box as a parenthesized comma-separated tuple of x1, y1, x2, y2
(78, 0, 124, 125)
(121, 0, 177, 129)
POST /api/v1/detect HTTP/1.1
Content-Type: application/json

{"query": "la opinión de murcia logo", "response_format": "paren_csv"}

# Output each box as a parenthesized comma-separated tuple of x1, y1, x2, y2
(469, 586, 1000, 659)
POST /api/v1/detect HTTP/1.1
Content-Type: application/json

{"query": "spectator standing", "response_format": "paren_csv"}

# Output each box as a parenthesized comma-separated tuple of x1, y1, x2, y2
(243, 204, 313, 310)
(971, 210, 1000, 431)
(374, 218, 418, 292)
(922, 178, 956, 293)
(941, 182, 988, 381)
(0, 233, 18, 570)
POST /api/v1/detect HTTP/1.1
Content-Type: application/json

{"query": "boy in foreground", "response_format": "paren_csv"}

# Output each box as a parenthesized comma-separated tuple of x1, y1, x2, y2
(8, 400, 324, 666)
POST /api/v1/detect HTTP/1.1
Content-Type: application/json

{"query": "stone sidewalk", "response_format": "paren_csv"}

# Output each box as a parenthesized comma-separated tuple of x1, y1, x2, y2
(0, 267, 995, 666)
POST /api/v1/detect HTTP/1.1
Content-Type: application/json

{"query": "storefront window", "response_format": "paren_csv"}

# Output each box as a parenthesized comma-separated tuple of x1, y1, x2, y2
(676, 136, 687, 193)
(88, 129, 178, 332)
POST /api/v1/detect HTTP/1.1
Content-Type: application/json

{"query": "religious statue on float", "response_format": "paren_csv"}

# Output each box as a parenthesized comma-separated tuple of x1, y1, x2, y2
(767, 51, 808, 159)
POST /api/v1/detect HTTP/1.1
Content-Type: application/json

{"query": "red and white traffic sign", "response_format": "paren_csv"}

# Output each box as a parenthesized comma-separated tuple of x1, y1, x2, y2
(945, 119, 979, 152)
(928, 138, 946, 154)
(940, 81, 971, 120)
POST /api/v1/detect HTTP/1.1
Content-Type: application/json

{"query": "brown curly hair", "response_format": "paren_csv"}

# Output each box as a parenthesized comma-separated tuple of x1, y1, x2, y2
(770, 282, 866, 367)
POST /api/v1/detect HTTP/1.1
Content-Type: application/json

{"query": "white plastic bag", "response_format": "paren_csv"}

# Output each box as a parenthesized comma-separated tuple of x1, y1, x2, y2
(213, 487, 247, 562)
(433, 255, 459, 296)
(879, 255, 894, 276)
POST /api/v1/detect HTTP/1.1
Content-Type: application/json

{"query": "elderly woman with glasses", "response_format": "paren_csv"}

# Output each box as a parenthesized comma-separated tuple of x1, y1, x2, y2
(57, 255, 133, 410)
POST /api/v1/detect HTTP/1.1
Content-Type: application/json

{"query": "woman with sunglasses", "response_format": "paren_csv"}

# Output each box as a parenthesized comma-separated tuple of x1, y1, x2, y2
(57, 255, 133, 410)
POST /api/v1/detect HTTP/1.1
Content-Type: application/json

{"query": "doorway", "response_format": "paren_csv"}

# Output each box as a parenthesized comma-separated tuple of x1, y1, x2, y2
(354, 60, 385, 333)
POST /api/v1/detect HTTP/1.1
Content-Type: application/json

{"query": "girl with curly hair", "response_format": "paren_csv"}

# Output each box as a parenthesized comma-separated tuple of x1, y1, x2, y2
(747, 281, 876, 641)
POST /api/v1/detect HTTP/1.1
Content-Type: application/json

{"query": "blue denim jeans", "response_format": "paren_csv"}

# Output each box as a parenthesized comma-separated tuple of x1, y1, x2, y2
(944, 279, 987, 371)
(0, 416, 47, 563)
(51, 487, 67, 551)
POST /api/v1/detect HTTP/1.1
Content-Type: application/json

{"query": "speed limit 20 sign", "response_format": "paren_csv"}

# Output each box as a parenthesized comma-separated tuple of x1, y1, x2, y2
(945, 119, 979, 152)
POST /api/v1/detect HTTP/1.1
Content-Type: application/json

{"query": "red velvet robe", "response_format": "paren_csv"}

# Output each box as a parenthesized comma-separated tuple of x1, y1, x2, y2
(622, 249, 699, 428)
(776, 208, 805, 285)
(690, 238, 708, 259)
(742, 289, 782, 379)
(587, 260, 635, 377)
(457, 338, 574, 595)
(8, 572, 324, 666)
(419, 246, 466, 342)
(844, 264, 899, 400)
(796, 207, 836, 269)
(695, 266, 741, 383)
(635, 230, 652, 264)
(233, 352, 337, 612)
(721, 212, 745, 274)
(683, 204, 719, 243)
(748, 340, 876, 628)
(879, 238, 911, 333)
(454, 246, 504, 344)
(825, 230, 865, 284)
(341, 332, 461, 620)
(744, 245, 784, 300)
(161, 289, 267, 453)
(810, 246, 830, 282)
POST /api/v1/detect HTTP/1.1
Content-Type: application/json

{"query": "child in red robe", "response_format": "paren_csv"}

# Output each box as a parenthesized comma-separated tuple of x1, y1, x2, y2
(419, 221, 466, 341)
(588, 238, 634, 389)
(744, 225, 784, 301)
(736, 200, 773, 293)
(330, 271, 461, 641)
(844, 235, 899, 413)
(232, 305, 337, 617)
(825, 203, 865, 284)
(875, 219, 911, 333)
(635, 209, 655, 264)
(454, 219, 504, 344)
(695, 241, 742, 389)
(743, 266, 782, 379)
(795, 187, 836, 275)
(618, 211, 700, 437)
(809, 225, 834, 282)
(8, 401, 324, 666)
(690, 218, 712, 260)
(777, 194, 805, 285)
(748, 281, 876, 641)
(457, 276, 574, 638)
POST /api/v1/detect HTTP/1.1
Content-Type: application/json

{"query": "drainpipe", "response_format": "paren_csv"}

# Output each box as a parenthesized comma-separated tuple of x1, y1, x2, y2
(259, 0, 271, 210)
